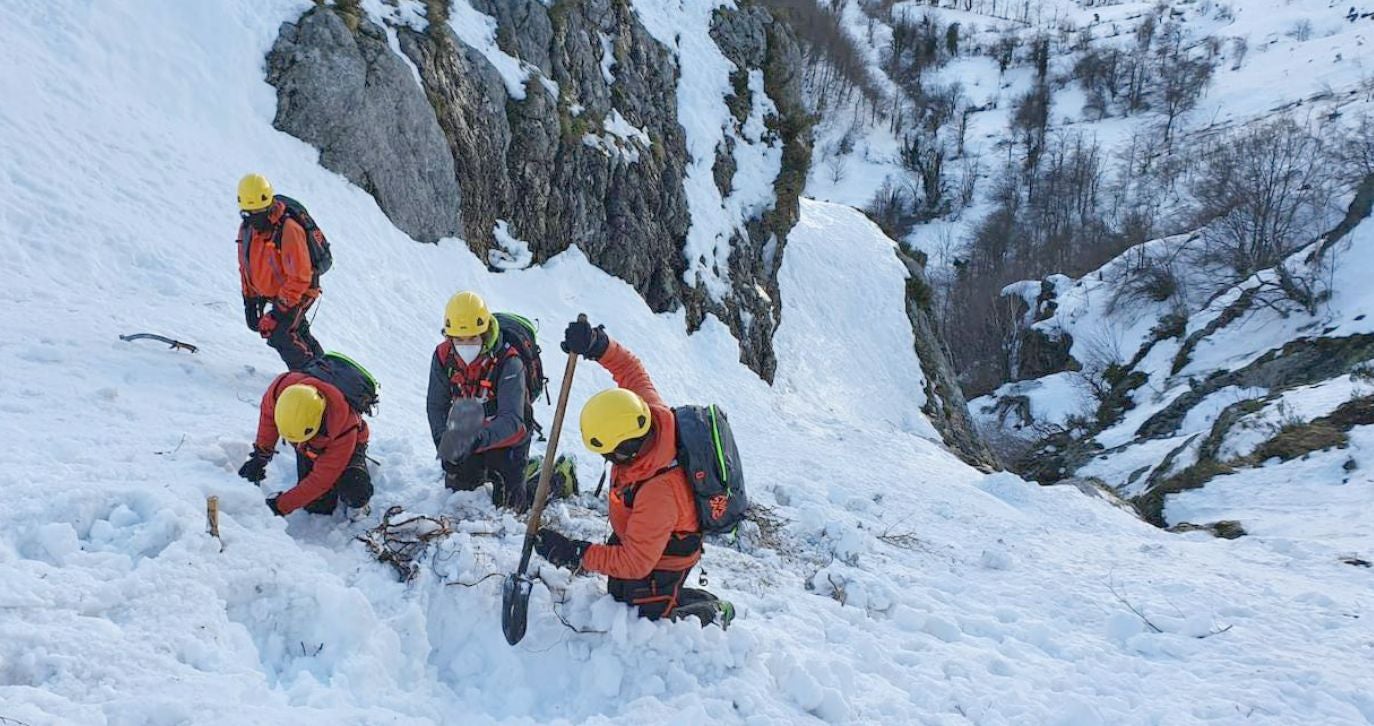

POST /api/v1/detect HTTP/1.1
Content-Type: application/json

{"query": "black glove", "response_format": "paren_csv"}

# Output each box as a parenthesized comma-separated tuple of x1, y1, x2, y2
(238, 447, 272, 484)
(534, 528, 589, 570)
(266, 496, 285, 516)
(243, 297, 264, 332)
(561, 319, 609, 360)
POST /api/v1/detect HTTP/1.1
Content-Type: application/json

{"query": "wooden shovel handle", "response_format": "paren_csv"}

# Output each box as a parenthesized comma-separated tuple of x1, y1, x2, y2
(515, 314, 584, 574)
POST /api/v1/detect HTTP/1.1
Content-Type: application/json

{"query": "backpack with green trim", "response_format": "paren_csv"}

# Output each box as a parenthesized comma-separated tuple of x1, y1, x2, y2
(493, 312, 546, 405)
(672, 405, 748, 536)
(304, 352, 379, 416)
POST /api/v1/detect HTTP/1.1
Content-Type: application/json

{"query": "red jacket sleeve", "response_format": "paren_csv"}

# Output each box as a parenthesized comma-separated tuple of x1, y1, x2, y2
(276, 425, 358, 514)
(276, 220, 313, 308)
(598, 340, 666, 409)
(581, 477, 678, 579)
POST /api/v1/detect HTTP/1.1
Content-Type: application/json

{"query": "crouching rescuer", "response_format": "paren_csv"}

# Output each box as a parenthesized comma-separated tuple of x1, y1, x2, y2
(426, 291, 572, 510)
(238, 354, 379, 516)
(534, 318, 745, 628)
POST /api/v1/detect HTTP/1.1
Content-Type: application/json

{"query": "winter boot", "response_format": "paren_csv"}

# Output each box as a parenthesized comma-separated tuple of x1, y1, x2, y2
(523, 455, 579, 499)
(552, 454, 578, 498)
(670, 590, 735, 630)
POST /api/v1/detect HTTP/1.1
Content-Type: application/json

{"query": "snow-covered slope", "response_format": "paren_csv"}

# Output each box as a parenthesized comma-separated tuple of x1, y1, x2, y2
(973, 187, 1374, 552)
(2, 2, 1374, 724)
(806, 0, 1374, 267)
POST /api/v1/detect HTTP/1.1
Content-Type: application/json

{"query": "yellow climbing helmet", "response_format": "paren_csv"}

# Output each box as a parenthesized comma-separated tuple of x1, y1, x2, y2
(274, 384, 327, 443)
(237, 173, 275, 213)
(580, 388, 651, 454)
(443, 291, 491, 337)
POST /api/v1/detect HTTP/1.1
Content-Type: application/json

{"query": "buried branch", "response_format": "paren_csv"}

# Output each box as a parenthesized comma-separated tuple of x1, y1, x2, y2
(357, 506, 455, 582)
(1108, 576, 1233, 638)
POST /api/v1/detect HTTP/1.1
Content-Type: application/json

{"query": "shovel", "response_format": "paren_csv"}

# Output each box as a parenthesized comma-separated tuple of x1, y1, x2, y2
(501, 315, 583, 646)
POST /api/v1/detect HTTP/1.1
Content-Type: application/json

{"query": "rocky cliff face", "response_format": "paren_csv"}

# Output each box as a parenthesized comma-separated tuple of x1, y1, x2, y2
(265, 0, 809, 380)
(267, 10, 463, 244)
(899, 252, 1000, 470)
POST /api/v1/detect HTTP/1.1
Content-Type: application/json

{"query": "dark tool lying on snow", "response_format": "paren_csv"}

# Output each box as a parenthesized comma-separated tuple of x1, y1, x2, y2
(119, 333, 198, 353)
(502, 315, 582, 646)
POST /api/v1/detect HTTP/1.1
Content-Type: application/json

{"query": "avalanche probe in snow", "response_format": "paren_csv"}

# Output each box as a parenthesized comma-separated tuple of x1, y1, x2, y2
(119, 332, 199, 354)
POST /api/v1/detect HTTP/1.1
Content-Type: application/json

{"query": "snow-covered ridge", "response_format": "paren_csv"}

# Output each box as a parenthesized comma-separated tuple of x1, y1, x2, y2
(973, 183, 1374, 551)
(1, 1, 1372, 723)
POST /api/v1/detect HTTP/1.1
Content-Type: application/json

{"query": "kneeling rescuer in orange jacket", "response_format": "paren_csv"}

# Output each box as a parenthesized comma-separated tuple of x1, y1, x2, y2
(533, 318, 733, 628)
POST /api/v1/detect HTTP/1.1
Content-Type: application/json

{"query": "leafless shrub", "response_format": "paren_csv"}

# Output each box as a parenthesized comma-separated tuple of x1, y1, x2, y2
(1229, 36, 1248, 70)
(1155, 30, 1216, 143)
(866, 177, 921, 240)
(824, 149, 848, 184)
(900, 131, 947, 217)
(1286, 19, 1314, 42)
(1332, 114, 1374, 184)
(1011, 83, 1052, 168)
(1190, 117, 1338, 276)
(1111, 258, 1180, 310)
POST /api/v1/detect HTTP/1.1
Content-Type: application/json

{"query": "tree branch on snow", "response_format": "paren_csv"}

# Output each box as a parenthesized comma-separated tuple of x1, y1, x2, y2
(1108, 576, 1234, 638)
(1108, 578, 1164, 633)
(358, 506, 455, 582)
(876, 513, 927, 551)
(826, 573, 848, 606)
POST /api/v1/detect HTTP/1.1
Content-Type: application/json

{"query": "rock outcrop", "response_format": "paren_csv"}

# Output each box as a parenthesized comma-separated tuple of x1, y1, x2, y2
(267, 11, 463, 243)
(899, 251, 1000, 470)
(266, 1, 810, 380)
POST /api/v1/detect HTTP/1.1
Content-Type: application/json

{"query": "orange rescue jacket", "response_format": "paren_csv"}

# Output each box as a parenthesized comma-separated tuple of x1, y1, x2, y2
(237, 201, 318, 307)
(580, 341, 702, 579)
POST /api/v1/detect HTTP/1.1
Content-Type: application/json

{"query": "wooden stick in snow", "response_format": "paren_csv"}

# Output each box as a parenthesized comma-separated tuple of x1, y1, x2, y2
(206, 495, 223, 551)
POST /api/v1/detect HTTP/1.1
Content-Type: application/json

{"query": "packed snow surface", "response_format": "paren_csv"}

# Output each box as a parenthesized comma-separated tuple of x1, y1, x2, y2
(1, 1, 1373, 724)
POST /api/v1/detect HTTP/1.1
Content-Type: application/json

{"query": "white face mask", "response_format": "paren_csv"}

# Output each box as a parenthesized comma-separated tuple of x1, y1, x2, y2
(452, 342, 483, 363)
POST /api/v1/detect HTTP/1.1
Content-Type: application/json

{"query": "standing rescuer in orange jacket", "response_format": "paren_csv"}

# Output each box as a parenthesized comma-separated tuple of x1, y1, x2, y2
(533, 318, 734, 628)
(236, 173, 323, 371)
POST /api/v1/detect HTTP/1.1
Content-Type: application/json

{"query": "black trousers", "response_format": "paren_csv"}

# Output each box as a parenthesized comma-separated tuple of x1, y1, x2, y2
(443, 438, 531, 510)
(296, 444, 373, 514)
(607, 568, 718, 621)
(268, 298, 324, 371)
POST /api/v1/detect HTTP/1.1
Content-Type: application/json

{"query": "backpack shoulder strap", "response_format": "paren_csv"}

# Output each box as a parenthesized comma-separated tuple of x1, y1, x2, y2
(271, 213, 294, 249)
(269, 200, 304, 249)
(238, 222, 253, 271)
(621, 463, 679, 507)
(436, 343, 459, 385)
(480, 345, 521, 389)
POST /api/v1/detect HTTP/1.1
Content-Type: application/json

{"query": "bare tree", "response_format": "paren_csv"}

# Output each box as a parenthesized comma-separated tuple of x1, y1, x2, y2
(1333, 113, 1374, 184)
(1191, 118, 1337, 275)
(1229, 36, 1248, 70)
(825, 150, 849, 184)
(867, 178, 920, 240)
(1156, 35, 1215, 144)
(1011, 83, 1052, 169)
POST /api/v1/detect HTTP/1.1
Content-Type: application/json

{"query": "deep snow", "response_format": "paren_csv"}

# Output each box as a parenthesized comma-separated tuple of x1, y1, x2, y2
(1, 1, 1373, 724)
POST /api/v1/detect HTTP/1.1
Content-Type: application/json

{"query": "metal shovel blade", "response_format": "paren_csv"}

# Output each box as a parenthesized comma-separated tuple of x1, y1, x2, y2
(501, 573, 534, 645)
